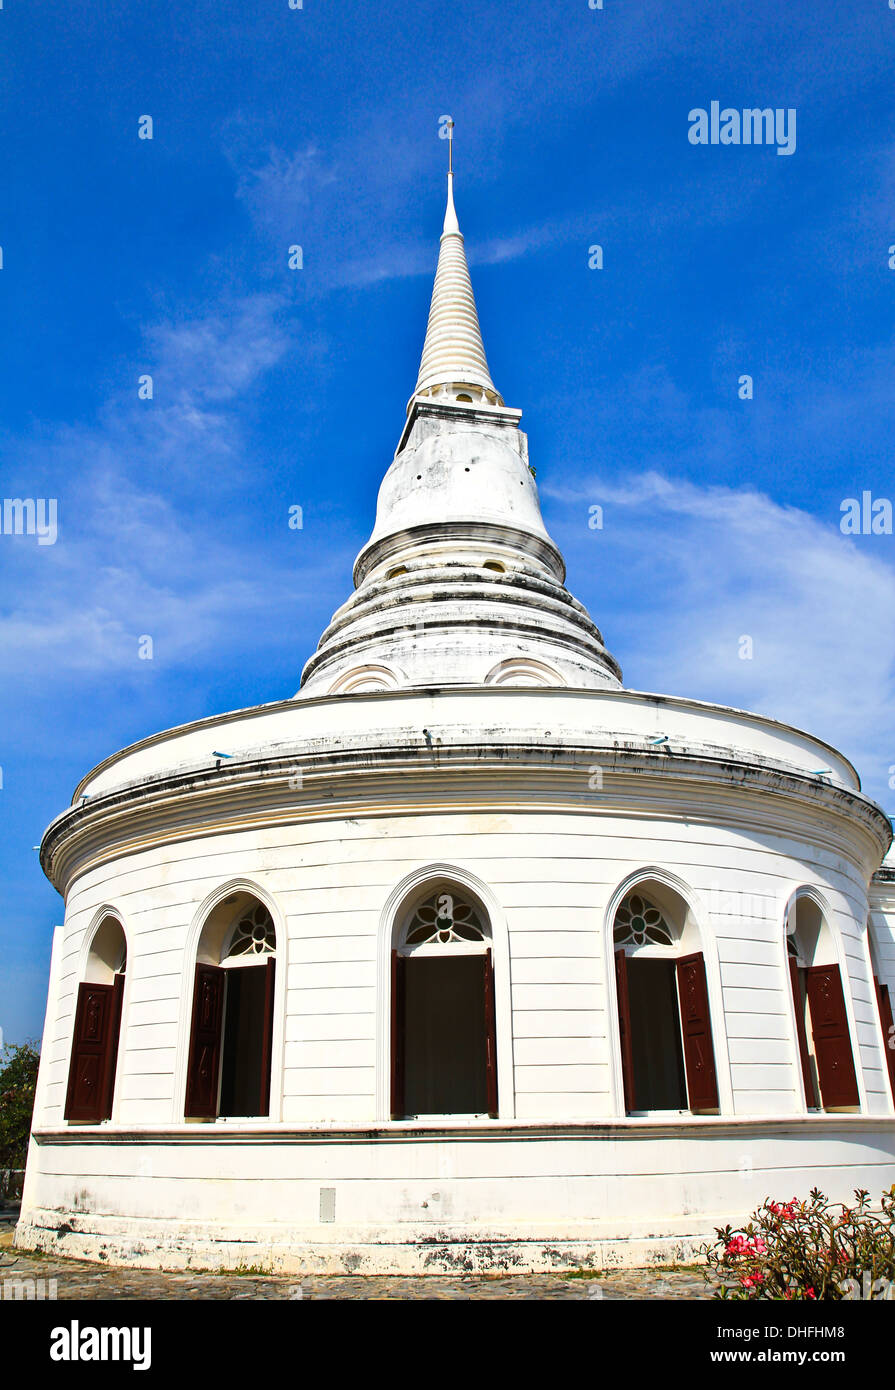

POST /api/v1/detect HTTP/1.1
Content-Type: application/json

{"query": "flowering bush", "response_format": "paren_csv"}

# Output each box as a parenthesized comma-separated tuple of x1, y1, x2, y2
(702, 1186, 895, 1299)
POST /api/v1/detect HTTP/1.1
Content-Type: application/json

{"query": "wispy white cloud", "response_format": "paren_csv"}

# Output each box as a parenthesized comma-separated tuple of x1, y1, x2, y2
(224, 119, 568, 292)
(231, 143, 339, 237)
(546, 470, 895, 809)
(0, 292, 349, 685)
(145, 295, 292, 405)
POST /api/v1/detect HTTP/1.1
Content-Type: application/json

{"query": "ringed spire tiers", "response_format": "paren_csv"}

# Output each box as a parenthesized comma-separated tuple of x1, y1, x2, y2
(411, 125, 503, 410)
(298, 139, 623, 699)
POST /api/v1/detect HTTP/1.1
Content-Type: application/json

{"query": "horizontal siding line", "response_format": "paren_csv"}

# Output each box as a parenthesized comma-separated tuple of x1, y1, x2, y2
(510, 1007, 606, 1013)
(284, 1015, 376, 1023)
(33, 1159, 895, 1187)
(283, 1072, 376, 1079)
(722, 986, 789, 996)
(514, 1035, 604, 1042)
(730, 1064, 794, 1071)
(284, 983, 373, 991)
(281, 1096, 373, 1103)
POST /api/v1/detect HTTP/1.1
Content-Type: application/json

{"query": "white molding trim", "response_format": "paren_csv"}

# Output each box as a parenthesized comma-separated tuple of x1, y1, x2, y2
(858, 912, 895, 1117)
(29, 924, 65, 1136)
(484, 657, 564, 688)
(327, 663, 403, 695)
(375, 863, 515, 1123)
(75, 903, 129, 981)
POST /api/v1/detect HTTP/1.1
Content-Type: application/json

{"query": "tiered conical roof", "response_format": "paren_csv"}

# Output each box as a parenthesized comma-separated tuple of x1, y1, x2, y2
(413, 172, 502, 404)
(298, 153, 621, 699)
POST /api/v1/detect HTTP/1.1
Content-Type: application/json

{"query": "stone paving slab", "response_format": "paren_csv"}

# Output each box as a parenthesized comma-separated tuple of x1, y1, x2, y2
(0, 1225, 709, 1300)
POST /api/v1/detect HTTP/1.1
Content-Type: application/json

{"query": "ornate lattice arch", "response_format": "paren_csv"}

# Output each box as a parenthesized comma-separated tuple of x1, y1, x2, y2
(402, 891, 488, 947)
(224, 902, 276, 960)
(613, 892, 673, 948)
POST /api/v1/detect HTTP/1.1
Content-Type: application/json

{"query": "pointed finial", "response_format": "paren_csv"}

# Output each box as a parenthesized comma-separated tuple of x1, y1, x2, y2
(443, 118, 459, 234)
(411, 117, 501, 406)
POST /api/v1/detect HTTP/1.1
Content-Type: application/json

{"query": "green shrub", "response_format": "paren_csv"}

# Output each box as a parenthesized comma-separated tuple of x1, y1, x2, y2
(702, 1186, 895, 1299)
(0, 1042, 40, 1171)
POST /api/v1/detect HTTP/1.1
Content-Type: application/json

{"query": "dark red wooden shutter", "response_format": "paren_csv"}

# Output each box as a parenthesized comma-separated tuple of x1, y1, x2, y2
(64, 982, 116, 1123)
(258, 958, 276, 1117)
(788, 956, 816, 1107)
(483, 948, 498, 1118)
(874, 977, 895, 1102)
(184, 963, 225, 1118)
(805, 965, 860, 1108)
(100, 971, 125, 1121)
(614, 949, 637, 1113)
(676, 952, 719, 1112)
(390, 951, 405, 1119)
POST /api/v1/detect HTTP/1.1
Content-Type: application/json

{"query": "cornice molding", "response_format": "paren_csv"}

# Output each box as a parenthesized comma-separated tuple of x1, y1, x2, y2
(32, 1114, 895, 1147)
(70, 685, 866, 805)
(42, 737, 890, 896)
(354, 520, 566, 588)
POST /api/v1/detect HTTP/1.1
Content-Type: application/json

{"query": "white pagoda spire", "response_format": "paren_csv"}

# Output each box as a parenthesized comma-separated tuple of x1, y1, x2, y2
(413, 125, 502, 406)
(297, 139, 623, 699)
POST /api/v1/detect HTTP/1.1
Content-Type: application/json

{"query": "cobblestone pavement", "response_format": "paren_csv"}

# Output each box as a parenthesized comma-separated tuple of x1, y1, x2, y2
(0, 1215, 709, 1300)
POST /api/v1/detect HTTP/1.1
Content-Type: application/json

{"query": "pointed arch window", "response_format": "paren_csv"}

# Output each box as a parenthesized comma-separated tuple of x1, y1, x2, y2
(786, 898, 859, 1111)
(391, 889, 497, 1120)
(65, 918, 127, 1124)
(612, 887, 719, 1115)
(868, 923, 895, 1102)
(185, 898, 277, 1120)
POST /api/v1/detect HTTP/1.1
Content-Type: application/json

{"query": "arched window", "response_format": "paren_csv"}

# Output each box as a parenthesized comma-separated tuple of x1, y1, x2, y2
(65, 916, 127, 1124)
(185, 895, 277, 1120)
(786, 896, 859, 1111)
(612, 885, 719, 1115)
(328, 663, 401, 695)
(484, 657, 564, 688)
(391, 887, 497, 1119)
(867, 924, 895, 1102)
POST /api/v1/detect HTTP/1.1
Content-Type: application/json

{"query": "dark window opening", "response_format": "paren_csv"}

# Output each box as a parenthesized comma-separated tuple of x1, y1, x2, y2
(394, 954, 496, 1117)
(627, 958, 688, 1110)
(185, 956, 275, 1119)
(220, 968, 268, 1117)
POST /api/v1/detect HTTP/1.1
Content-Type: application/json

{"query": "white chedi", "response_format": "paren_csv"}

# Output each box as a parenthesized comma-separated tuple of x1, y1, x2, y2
(16, 159, 895, 1276)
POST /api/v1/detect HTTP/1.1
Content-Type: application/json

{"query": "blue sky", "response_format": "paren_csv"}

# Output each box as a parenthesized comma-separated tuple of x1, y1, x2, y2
(2, 0, 894, 1044)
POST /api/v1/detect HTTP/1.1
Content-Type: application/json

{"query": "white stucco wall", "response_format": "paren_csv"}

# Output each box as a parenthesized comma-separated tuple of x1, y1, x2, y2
(21, 687, 893, 1272)
(33, 804, 891, 1132)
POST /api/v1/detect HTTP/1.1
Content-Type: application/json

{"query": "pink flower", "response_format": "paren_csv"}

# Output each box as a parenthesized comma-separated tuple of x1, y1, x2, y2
(806, 1287, 816, 1299)
(767, 1200, 797, 1222)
